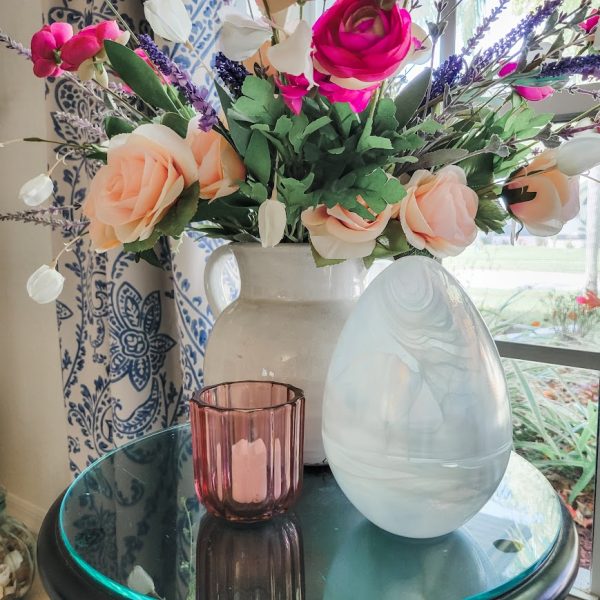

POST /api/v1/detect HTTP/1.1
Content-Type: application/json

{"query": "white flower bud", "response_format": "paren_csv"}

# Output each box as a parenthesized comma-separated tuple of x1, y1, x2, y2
(27, 265, 65, 304)
(18, 174, 54, 206)
(127, 565, 156, 595)
(258, 198, 287, 248)
(144, 0, 193, 43)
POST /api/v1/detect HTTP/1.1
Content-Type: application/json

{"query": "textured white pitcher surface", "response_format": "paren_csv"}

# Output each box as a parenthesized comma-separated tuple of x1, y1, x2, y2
(203, 243, 368, 464)
(323, 256, 512, 538)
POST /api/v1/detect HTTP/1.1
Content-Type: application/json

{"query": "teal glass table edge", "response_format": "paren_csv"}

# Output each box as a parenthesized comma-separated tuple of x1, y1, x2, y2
(37, 424, 580, 600)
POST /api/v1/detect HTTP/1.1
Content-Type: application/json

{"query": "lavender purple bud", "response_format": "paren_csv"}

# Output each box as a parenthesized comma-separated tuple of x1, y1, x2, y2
(138, 34, 218, 132)
(213, 52, 249, 99)
(460, 0, 511, 56)
(429, 55, 464, 100)
(540, 55, 600, 79)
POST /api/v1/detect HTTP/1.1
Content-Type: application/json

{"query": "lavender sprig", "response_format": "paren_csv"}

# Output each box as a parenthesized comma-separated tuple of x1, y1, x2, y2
(138, 34, 218, 132)
(460, 0, 511, 56)
(540, 55, 600, 79)
(429, 55, 465, 101)
(462, 0, 564, 85)
(54, 111, 106, 139)
(0, 29, 31, 59)
(0, 207, 87, 234)
(213, 52, 249, 99)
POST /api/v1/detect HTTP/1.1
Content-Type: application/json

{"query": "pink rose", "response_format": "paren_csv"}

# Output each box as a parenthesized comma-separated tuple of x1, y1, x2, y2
(504, 150, 579, 237)
(315, 70, 377, 112)
(30, 23, 73, 78)
(580, 9, 599, 33)
(498, 62, 554, 102)
(399, 166, 479, 258)
(186, 117, 247, 200)
(301, 199, 392, 259)
(576, 291, 600, 309)
(61, 21, 126, 71)
(312, 0, 413, 89)
(83, 123, 198, 251)
(276, 74, 311, 115)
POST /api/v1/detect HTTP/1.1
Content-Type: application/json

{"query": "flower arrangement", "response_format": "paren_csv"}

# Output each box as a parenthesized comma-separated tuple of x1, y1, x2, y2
(1, 0, 600, 302)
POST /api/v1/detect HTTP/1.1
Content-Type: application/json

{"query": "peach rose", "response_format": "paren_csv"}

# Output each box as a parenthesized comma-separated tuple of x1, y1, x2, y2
(399, 165, 478, 258)
(83, 123, 198, 251)
(186, 116, 246, 201)
(301, 199, 392, 259)
(505, 150, 579, 236)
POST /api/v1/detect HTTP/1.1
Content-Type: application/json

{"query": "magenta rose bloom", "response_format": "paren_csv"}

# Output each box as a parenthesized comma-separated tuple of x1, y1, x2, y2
(312, 0, 413, 89)
(276, 74, 311, 115)
(61, 21, 125, 71)
(498, 62, 554, 102)
(30, 23, 73, 78)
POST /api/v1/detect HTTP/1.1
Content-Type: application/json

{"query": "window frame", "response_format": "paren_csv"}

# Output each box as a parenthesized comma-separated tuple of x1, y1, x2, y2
(438, 3, 600, 596)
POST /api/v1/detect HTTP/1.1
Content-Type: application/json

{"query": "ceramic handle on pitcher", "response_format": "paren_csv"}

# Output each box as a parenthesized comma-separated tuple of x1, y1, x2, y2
(204, 244, 237, 318)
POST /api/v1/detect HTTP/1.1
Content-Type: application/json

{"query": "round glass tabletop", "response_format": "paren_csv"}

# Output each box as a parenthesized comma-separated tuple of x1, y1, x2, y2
(60, 424, 563, 600)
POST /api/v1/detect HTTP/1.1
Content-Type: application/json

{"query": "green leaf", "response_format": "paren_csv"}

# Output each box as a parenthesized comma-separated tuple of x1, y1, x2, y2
(194, 192, 258, 223)
(232, 76, 283, 126)
(123, 229, 162, 253)
(278, 173, 315, 207)
(239, 180, 269, 202)
(160, 112, 190, 138)
(289, 113, 309, 153)
(215, 81, 233, 114)
(104, 116, 135, 138)
(245, 131, 271, 185)
(415, 148, 469, 169)
(134, 248, 163, 268)
(157, 182, 200, 238)
(104, 40, 179, 113)
(475, 199, 508, 234)
(226, 112, 252, 156)
(303, 116, 332, 138)
(85, 149, 108, 163)
(373, 98, 399, 133)
(394, 68, 431, 129)
(331, 102, 356, 138)
(310, 243, 345, 267)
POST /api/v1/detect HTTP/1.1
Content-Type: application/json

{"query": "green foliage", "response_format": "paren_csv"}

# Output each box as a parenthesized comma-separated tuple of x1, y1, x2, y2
(104, 41, 179, 113)
(475, 199, 508, 234)
(157, 182, 200, 238)
(394, 68, 431, 129)
(104, 116, 135, 138)
(507, 359, 597, 505)
(160, 112, 190, 138)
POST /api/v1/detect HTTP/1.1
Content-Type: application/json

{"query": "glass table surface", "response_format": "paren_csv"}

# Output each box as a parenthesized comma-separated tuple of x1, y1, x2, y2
(60, 424, 563, 600)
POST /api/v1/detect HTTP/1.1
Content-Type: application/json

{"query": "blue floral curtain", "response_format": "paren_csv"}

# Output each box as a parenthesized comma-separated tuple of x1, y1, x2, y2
(45, 0, 227, 475)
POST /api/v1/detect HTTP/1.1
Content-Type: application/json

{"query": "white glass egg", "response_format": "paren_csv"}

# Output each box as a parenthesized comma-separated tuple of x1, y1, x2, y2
(323, 256, 512, 538)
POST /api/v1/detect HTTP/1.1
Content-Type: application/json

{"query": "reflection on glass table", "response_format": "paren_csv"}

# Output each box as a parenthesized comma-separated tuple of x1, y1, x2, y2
(41, 424, 578, 600)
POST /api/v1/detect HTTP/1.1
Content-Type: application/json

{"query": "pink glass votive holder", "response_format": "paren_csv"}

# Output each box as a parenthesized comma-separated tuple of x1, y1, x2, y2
(190, 381, 305, 522)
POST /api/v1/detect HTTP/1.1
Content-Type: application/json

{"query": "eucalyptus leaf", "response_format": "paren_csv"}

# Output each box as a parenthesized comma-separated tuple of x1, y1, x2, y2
(104, 41, 179, 113)
(394, 68, 431, 129)
(123, 230, 162, 253)
(104, 116, 135, 138)
(157, 182, 200, 238)
(160, 112, 190, 138)
(245, 131, 271, 185)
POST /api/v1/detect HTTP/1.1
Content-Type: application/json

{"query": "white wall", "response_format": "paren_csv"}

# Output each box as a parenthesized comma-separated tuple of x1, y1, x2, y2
(0, 0, 70, 529)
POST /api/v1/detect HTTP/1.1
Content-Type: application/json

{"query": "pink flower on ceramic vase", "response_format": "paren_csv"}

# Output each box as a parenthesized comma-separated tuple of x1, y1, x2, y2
(498, 62, 554, 102)
(312, 0, 413, 90)
(61, 21, 129, 71)
(30, 23, 74, 78)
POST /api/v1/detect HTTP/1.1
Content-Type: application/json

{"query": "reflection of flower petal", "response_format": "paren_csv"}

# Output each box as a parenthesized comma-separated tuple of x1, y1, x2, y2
(127, 565, 156, 595)
(5, 551, 24, 572)
(0, 564, 11, 586)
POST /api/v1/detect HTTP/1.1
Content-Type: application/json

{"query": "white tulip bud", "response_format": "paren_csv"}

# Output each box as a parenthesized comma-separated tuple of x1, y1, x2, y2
(218, 7, 272, 61)
(127, 566, 156, 595)
(18, 174, 54, 206)
(556, 133, 600, 176)
(258, 198, 287, 248)
(144, 0, 193, 43)
(27, 265, 65, 304)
